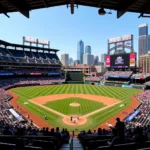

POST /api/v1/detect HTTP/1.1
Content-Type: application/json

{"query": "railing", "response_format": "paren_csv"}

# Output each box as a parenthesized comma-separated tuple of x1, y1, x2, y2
(70, 130, 74, 150)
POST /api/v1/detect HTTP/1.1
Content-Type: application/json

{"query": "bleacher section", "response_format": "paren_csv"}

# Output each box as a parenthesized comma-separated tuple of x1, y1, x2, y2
(104, 71, 133, 78)
(0, 40, 61, 66)
(0, 48, 60, 65)
(131, 73, 150, 80)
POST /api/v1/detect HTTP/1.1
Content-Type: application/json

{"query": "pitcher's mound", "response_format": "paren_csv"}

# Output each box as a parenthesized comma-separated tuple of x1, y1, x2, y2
(63, 116, 87, 126)
(69, 103, 80, 107)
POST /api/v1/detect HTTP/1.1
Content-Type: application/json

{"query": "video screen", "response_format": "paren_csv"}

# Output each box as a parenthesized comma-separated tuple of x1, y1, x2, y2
(106, 53, 136, 68)
(111, 54, 129, 68)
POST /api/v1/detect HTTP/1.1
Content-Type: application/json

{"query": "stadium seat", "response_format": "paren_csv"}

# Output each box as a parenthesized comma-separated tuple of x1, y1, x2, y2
(0, 142, 15, 150)
(33, 140, 55, 150)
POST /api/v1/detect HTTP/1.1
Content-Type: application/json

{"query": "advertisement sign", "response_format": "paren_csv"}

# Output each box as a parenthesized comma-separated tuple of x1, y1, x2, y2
(30, 73, 42, 75)
(24, 37, 37, 43)
(38, 39, 49, 45)
(122, 85, 133, 88)
(108, 35, 132, 44)
(106, 53, 136, 68)
(24, 37, 49, 45)
(0, 73, 14, 76)
(130, 53, 136, 67)
(125, 109, 140, 122)
(9, 109, 24, 121)
(48, 72, 60, 75)
(106, 55, 110, 67)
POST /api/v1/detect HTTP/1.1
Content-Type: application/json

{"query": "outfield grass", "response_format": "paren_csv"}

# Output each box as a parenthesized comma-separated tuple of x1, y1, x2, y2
(11, 84, 141, 131)
(45, 97, 105, 116)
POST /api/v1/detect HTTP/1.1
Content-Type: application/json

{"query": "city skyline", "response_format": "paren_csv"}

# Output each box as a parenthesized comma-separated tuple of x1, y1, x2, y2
(62, 21, 150, 63)
(1, 6, 149, 61)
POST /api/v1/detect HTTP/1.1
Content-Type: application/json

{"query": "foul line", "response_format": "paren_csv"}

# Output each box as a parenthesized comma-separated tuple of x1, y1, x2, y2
(29, 100, 68, 118)
(29, 100, 121, 119)
(82, 101, 121, 118)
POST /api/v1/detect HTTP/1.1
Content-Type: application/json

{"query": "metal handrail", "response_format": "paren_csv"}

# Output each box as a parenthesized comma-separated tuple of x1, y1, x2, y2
(69, 130, 74, 150)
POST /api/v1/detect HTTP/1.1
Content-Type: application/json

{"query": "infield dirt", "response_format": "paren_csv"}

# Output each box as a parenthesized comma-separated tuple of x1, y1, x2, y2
(8, 90, 140, 130)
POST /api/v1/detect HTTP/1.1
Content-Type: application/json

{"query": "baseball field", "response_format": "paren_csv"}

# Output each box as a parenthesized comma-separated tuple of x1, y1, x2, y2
(9, 84, 141, 131)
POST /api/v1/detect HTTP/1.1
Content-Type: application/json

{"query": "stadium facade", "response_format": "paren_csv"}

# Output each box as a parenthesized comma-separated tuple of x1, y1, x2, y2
(0, 39, 61, 76)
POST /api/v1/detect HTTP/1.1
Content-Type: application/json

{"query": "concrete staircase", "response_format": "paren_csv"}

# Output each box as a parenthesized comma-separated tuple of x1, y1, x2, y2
(60, 137, 83, 150)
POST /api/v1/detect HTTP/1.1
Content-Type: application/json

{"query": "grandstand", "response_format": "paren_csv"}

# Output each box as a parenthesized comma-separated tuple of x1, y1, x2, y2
(0, 40, 61, 66)
(0, 39, 150, 150)
(0, 39, 64, 87)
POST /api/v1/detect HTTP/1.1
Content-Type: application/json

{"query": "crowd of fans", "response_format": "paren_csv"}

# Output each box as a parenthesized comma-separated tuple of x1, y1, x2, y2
(0, 69, 150, 149)
(104, 71, 133, 78)
(144, 81, 150, 85)
(0, 84, 70, 149)
(0, 77, 65, 89)
(0, 89, 16, 127)
(78, 118, 150, 149)
(131, 73, 150, 79)
(85, 76, 103, 82)
(0, 69, 60, 75)
(126, 90, 150, 128)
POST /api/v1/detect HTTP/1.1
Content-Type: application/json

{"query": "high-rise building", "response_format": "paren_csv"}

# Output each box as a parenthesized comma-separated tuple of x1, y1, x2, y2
(73, 60, 80, 66)
(85, 45, 91, 54)
(138, 23, 148, 56)
(101, 53, 106, 65)
(148, 35, 150, 52)
(69, 57, 73, 66)
(77, 40, 84, 64)
(61, 53, 69, 66)
(83, 53, 94, 65)
(94, 56, 99, 65)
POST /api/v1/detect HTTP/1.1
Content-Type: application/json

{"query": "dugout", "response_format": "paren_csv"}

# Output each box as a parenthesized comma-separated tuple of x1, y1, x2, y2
(65, 71, 84, 84)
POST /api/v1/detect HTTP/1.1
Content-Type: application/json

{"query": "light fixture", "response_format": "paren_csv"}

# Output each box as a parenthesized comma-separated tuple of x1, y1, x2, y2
(108, 10, 112, 14)
(98, 8, 106, 15)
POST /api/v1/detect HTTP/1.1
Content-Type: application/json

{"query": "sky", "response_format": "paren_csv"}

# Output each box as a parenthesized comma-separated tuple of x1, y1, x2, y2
(0, 6, 150, 60)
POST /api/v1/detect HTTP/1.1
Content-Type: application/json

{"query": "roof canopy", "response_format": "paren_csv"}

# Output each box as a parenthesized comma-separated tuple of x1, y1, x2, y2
(0, 40, 59, 52)
(0, 0, 150, 18)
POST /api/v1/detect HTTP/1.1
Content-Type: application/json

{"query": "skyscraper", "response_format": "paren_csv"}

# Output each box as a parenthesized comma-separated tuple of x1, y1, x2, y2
(101, 53, 106, 65)
(94, 56, 99, 65)
(83, 53, 94, 65)
(148, 35, 150, 52)
(61, 53, 69, 66)
(77, 40, 84, 64)
(85, 45, 91, 54)
(69, 57, 73, 66)
(138, 23, 148, 56)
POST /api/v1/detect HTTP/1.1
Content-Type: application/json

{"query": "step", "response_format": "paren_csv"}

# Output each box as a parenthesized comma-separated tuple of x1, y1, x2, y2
(60, 137, 83, 150)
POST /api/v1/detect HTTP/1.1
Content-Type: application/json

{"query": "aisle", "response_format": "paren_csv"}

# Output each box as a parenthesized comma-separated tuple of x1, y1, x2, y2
(60, 137, 83, 150)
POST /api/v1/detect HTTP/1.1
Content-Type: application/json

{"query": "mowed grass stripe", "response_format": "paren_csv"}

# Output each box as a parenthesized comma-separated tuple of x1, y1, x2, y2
(45, 97, 105, 116)
(11, 84, 141, 131)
